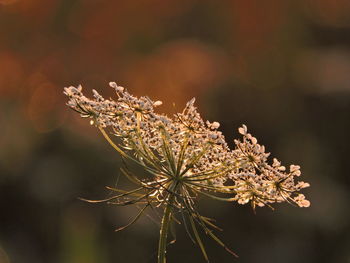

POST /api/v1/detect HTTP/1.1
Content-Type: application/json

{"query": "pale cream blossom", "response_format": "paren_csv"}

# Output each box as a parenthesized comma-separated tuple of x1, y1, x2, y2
(64, 82, 310, 262)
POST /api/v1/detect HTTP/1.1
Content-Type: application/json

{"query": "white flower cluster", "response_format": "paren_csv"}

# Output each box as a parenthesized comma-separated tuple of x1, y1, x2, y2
(64, 82, 310, 209)
(231, 125, 310, 208)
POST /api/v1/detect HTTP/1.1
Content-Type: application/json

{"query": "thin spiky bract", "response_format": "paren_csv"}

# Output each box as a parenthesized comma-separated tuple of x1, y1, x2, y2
(64, 82, 310, 262)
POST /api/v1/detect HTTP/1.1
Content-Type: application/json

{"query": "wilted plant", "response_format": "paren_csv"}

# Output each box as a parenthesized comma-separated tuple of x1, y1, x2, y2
(64, 82, 310, 263)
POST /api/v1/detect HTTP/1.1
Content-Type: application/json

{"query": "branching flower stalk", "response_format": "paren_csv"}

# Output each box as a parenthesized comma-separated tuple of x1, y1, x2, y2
(64, 82, 310, 262)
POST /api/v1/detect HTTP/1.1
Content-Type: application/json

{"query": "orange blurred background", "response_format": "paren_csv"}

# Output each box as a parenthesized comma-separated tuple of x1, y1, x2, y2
(1, 0, 350, 262)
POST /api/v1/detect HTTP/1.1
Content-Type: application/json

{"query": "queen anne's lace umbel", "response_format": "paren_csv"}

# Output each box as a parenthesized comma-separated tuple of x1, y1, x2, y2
(64, 82, 310, 261)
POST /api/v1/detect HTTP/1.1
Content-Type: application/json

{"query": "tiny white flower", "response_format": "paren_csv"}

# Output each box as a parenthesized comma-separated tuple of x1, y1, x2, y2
(186, 97, 196, 107)
(238, 124, 247, 135)
(251, 136, 257, 144)
(211, 121, 220, 129)
(109, 82, 125, 92)
(109, 82, 117, 88)
(273, 158, 281, 167)
(153, 100, 163, 107)
(116, 86, 124, 92)
(296, 181, 310, 189)
(290, 164, 300, 172)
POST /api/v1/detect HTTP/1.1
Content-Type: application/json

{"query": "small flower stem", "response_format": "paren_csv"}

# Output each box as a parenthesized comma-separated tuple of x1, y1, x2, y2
(99, 127, 129, 158)
(158, 190, 176, 263)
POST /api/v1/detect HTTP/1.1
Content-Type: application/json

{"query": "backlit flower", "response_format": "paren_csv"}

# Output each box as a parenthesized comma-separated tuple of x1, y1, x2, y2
(64, 82, 310, 262)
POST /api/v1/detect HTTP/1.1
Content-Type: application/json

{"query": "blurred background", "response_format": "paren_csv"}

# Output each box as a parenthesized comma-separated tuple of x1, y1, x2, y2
(0, 0, 350, 262)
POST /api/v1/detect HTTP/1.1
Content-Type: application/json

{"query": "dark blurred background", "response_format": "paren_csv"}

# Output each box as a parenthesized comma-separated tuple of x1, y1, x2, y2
(1, 0, 350, 262)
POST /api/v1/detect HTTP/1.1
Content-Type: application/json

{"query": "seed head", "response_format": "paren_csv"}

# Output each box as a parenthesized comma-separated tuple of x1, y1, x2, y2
(64, 82, 310, 261)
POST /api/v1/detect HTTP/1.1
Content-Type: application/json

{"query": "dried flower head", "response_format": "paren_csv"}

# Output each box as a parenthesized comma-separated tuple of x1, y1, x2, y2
(64, 82, 310, 262)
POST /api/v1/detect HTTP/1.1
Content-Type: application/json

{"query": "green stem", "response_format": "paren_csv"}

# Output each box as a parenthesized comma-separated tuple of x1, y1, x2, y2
(158, 193, 176, 263)
(99, 127, 129, 158)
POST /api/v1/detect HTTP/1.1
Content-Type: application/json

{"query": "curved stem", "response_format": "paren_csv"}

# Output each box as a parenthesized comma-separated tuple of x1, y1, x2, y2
(99, 127, 129, 158)
(158, 192, 175, 263)
(99, 127, 162, 175)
